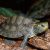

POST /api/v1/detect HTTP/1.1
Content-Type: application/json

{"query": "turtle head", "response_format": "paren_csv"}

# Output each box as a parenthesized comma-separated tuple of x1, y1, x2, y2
(29, 22, 48, 38)
(37, 22, 48, 33)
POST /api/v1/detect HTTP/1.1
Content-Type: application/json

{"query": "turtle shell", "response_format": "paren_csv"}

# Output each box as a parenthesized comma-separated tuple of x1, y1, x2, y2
(0, 14, 33, 38)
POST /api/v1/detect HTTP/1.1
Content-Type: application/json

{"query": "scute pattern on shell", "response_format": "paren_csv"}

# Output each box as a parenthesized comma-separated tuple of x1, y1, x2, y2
(0, 14, 34, 38)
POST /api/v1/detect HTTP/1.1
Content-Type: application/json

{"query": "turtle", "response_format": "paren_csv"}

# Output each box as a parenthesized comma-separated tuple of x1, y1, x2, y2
(28, 0, 50, 18)
(0, 13, 48, 38)
(0, 13, 48, 46)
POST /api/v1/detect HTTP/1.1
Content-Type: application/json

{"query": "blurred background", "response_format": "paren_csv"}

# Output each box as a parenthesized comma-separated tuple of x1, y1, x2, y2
(0, 0, 37, 13)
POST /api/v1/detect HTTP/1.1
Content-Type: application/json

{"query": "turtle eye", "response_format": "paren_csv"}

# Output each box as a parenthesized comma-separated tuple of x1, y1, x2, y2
(41, 24, 44, 27)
